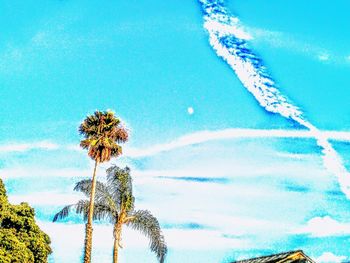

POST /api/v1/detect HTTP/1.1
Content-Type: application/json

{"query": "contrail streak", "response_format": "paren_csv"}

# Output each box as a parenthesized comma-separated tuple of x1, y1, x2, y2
(198, 0, 350, 198)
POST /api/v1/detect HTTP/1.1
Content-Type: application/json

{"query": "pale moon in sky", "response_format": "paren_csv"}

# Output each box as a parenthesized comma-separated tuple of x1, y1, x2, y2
(187, 107, 194, 115)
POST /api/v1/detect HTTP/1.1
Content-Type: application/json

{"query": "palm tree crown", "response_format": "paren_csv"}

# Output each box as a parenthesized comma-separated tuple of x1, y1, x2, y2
(53, 166, 167, 263)
(79, 110, 128, 163)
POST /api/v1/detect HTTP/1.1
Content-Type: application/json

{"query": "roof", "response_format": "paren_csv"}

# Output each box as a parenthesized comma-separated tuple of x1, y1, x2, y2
(231, 250, 316, 263)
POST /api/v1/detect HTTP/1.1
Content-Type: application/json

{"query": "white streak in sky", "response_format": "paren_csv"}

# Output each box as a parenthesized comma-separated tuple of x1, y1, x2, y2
(124, 129, 350, 158)
(0, 141, 59, 153)
(198, 0, 350, 198)
(2, 129, 350, 160)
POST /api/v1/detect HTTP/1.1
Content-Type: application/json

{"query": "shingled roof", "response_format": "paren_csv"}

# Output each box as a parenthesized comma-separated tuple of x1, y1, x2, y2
(231, 250, 316, 263)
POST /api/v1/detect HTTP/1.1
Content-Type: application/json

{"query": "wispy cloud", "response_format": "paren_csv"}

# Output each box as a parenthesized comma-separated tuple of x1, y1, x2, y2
(0, 15, 108, 76)
(39, 222, 250, 252)
(315, 252, 347, 263)
(8, 192, 83, 206)
(318, 53, 331, 61)
(200, 0, 350, 200)
(0, 141, 59, 153)
(294, 216, 350, 237)
(0, 167, 93, 179)
(247, 27, 350, 64)
(124, 128, 350, 158)
(2, 128, 350, 158)
(3, 138, 348, 261)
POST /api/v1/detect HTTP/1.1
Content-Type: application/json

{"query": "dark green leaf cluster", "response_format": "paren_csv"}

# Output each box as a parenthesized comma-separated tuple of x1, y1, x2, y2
(0, 179, 52, 263)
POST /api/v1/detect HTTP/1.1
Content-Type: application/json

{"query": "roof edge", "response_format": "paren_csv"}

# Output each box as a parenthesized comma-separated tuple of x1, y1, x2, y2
(231, 250, 316, 263)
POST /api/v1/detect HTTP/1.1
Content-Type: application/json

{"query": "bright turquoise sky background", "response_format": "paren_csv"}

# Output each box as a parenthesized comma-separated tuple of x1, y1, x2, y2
(1, 0, 350, 262)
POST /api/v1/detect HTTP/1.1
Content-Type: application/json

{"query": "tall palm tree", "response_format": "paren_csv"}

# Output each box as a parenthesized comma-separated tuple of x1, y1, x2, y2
(53, 166, 167, 263)
(78, 111, 128, 263)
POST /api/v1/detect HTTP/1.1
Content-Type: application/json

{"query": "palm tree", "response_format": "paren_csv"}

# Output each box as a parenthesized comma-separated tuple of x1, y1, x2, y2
(78, 111, 128, 263)
(53, 166, 167, 263)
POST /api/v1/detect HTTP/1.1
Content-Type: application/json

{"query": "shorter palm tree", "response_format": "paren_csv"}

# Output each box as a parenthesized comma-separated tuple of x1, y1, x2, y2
(53, 166, 167, 263)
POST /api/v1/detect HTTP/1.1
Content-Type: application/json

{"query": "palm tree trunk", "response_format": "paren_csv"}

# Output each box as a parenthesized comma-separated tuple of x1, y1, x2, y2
(84, 160, 98, 263)
(113, 221, 123, 263)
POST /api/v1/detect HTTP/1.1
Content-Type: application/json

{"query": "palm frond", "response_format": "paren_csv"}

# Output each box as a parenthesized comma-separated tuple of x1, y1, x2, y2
(53, 204, 75, 222)
(79, 114, 99, 137)
(74, 179, 116, 206)
(79, 138, 92, 149)
(52, 200, 89, 222)
(53, 199, 116, 223)
(113, 127, 129, 143)
(110, 144, 123, 158)
(74, 200, 90, 221)
(93, 203, 117, 223)
(127, 210, 167, 263)
(106, 166, 134, 211)
(73, 179, 92, 197)
(74, 179, 105, 196)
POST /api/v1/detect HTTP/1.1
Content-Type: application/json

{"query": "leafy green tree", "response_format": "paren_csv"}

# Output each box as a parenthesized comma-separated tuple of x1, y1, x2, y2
(0, 179, 51, 263)
(79, 110, 128, 263)
(53, 166, 167, 263)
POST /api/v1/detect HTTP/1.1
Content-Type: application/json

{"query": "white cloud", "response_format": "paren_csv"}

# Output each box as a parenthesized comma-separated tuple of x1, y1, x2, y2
(65, 144, 83, 152)
(2, 129, 349, 157)
(249, 28, 323, 54)
(294, 216, 350, 237)
(39, 221, 250, 251)
(0, 167, 93, 179)
(247, 27, 349, 65)
(8, 192, 84, 206)
(3, 138, 346, 261)
(318, 53, 330, 61)
(316, 252, 347, 263)
(129, 170, 330, 241)
(124, 128, 350, 158)
(0, 141, 59, 153)
(164, 229, 250, 249)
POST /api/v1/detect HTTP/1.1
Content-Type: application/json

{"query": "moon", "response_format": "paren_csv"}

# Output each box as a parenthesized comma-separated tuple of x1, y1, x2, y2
(187, 107, 194, 115)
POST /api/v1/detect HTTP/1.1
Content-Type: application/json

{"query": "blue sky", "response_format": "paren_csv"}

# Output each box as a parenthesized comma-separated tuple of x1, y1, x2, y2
(1, 0, 350, 262)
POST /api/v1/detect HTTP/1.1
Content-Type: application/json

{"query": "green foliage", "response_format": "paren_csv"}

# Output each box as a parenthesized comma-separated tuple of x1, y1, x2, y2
(0, 229, 33, 263)
(106, 166, 134, 213)
(54, 166, 167, 263)
(0, 179, 52, 263)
